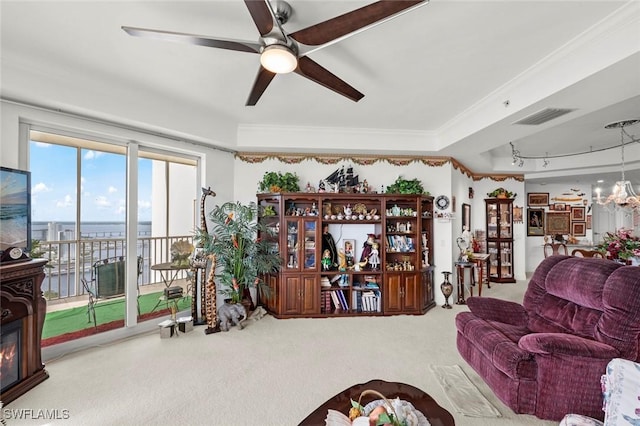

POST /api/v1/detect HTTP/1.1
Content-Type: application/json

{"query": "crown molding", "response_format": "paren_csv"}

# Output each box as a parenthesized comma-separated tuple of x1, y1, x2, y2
(235, 152, 524, 183)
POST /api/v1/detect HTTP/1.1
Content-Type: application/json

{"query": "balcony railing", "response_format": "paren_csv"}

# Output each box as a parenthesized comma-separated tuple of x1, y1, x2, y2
(37, 235, 194, 301)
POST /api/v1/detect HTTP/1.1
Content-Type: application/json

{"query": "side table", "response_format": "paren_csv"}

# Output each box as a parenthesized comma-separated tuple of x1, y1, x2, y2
(455, 261, 475, 304)
(471, 253, 491, 296)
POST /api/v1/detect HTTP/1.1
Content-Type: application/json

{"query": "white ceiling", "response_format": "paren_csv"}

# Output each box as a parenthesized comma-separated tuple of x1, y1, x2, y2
(2, 1, 639, 190)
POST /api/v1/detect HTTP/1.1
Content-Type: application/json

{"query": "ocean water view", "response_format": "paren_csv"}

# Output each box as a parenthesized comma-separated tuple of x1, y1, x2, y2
(32, 221, 152, 241)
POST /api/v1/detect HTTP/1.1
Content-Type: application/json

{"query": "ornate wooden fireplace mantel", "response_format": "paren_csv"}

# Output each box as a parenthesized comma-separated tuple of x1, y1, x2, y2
(1, 258, 49, 404)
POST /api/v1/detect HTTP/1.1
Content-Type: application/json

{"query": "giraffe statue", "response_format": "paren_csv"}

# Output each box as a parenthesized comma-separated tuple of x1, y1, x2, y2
(191, 186, 216, 325)
(204, 253, 220, 333)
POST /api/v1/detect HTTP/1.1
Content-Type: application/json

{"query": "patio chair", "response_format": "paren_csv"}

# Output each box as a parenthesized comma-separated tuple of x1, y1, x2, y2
(81, 255, 142, 328)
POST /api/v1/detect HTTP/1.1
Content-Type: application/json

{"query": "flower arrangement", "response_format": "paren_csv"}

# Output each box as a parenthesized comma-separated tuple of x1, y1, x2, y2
(596, 228, 640, 261)
(195, 201, 282, 303)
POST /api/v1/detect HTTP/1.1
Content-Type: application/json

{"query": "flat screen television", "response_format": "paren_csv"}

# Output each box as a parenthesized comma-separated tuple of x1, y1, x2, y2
(0, 166, 32, 254)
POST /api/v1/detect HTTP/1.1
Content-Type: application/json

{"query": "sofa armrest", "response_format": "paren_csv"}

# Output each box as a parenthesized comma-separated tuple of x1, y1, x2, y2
(519, 333, 619, 359)
(466, 297, 528, 327)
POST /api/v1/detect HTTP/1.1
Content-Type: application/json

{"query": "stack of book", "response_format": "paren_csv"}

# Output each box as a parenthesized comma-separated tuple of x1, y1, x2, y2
(361, 291, 380, 312)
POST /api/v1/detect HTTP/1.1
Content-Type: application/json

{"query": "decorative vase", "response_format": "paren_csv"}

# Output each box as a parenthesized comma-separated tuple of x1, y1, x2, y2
(440, 271, 453, 309)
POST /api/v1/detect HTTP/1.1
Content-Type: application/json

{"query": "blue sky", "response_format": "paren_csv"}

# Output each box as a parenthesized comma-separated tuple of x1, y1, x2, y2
(30, 142, 152, 222)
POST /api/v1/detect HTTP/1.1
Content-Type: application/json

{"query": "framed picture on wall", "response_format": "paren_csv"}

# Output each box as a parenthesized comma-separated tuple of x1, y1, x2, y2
(587, 215, 592, 229)
(528, 192, 549, 207)
(527, 208, 545, 236)
(513, 206, 523, 223)
(572, 222, 586, 237)
(462, 203, 471, 232)
(546, 211, 571, 235)
(571, 206, 585, 221)
(554, 203, 566, 211)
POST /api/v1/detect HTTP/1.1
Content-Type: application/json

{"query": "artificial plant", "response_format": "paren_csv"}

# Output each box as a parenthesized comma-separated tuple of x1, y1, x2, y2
(194, 201, 282, 303)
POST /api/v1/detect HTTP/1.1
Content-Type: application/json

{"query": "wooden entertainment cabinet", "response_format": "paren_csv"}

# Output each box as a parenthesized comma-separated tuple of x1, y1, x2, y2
(257, 193, 435, 318)
(0, 258, 49, 404)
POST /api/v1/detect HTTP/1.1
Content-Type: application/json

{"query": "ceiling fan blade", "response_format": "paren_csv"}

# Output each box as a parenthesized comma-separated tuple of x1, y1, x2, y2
(244, 0, 273, 36)
(122, 26, 261, 53)
(244, 0, 288, 41)
(295, 56, 364, 103)
(246, 66, 276, 106)
(290, 1, 426, 47)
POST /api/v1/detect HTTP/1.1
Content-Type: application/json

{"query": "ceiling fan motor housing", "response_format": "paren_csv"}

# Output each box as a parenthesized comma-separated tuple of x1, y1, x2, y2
(272, 0, 292, 25)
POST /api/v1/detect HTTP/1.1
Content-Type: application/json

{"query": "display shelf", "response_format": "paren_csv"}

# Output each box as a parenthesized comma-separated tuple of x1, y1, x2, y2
(258, 193, 435, 318)
(485, 198, 516, 283)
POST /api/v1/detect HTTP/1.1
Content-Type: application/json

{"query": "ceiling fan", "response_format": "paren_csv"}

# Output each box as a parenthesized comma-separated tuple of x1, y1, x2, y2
(122, 0, 428, 106)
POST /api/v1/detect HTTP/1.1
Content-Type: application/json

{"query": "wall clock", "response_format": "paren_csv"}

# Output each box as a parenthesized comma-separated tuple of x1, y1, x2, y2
(435, 195, 450, 210)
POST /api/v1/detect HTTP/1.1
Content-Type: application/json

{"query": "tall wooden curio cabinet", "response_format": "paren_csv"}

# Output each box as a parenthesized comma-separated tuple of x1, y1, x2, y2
(485, 198, 515, 283)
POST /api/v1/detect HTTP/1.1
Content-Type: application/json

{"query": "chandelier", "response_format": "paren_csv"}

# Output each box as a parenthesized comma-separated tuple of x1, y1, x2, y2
(595, 119, 640, 212)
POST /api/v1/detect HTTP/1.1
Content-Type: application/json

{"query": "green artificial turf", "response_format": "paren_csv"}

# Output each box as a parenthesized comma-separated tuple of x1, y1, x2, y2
(43, 292, 192, 339)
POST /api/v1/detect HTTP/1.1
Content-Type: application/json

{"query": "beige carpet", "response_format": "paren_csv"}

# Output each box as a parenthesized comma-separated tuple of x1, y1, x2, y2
(8, 279, 558, 426)
(430, 364, 502, 418)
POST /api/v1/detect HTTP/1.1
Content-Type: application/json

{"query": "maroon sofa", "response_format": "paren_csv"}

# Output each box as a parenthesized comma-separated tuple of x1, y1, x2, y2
(455, 255, 640, 421)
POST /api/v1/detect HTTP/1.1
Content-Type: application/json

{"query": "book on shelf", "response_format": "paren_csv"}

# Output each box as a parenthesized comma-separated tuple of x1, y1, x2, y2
(322, 292, 332, 313)
(361, 291, 380, 312)
(387, 235, 415, 252)
(330, 291, 341, 310)
(337, 290, 349, 310)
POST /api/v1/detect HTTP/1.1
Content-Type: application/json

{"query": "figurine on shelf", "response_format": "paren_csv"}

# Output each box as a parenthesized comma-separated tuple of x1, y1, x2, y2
(360, 234, 376, 263)
(362, 179, 369, 194)
(344, 240, 354, 268)
(321, 249, 332, 271)
(318, 180, 326, 193)
(368, 242, 380, 270)
(321, 224, 338, 269)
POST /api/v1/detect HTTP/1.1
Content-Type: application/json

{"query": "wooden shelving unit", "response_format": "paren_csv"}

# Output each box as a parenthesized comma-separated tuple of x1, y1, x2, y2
(257, 193, 435, 318)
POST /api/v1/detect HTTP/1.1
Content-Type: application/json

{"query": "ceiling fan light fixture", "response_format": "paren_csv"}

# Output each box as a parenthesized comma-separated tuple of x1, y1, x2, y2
(260, 45, 297, 74)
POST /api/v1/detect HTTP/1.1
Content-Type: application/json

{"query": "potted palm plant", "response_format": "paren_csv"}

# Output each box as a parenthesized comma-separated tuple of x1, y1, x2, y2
(194, 201, 282, 308)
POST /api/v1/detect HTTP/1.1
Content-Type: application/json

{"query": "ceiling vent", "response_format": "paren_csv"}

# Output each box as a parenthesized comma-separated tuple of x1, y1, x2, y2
(513, 108, 576, 125)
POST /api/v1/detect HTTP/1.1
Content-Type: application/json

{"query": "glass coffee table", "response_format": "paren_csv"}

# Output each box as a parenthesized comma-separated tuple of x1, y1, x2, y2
(298, 379, 455, 426)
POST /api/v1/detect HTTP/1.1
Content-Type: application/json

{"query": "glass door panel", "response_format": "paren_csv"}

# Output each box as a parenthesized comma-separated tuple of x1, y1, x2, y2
(487, 241, 499, 279)
(499, 203, 512, 238)
(303, 220, 316, 270)
(286, 220, 299, 269)
(500, 241, 513, 278)
(487, 204, 498, 238)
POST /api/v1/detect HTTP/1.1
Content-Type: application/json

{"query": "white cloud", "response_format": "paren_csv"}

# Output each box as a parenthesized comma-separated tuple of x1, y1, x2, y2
(138, 200, 151, 209)
(108, 186, 117, 193)
(56, 194, 73, 208)
(32, 182, 51, 194)
(84, 151, 103, 160)
(95, 196, 110, 207)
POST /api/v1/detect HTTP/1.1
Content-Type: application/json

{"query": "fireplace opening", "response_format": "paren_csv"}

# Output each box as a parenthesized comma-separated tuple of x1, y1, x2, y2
(0, 320, 22, 394)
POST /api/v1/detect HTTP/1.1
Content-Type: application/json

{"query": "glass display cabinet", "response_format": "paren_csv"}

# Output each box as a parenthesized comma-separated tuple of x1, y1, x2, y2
(485, 198, 515, 283)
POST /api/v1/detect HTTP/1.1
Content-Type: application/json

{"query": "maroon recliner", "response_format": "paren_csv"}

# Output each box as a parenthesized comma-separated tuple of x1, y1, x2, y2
(455, 256, 640, 421)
